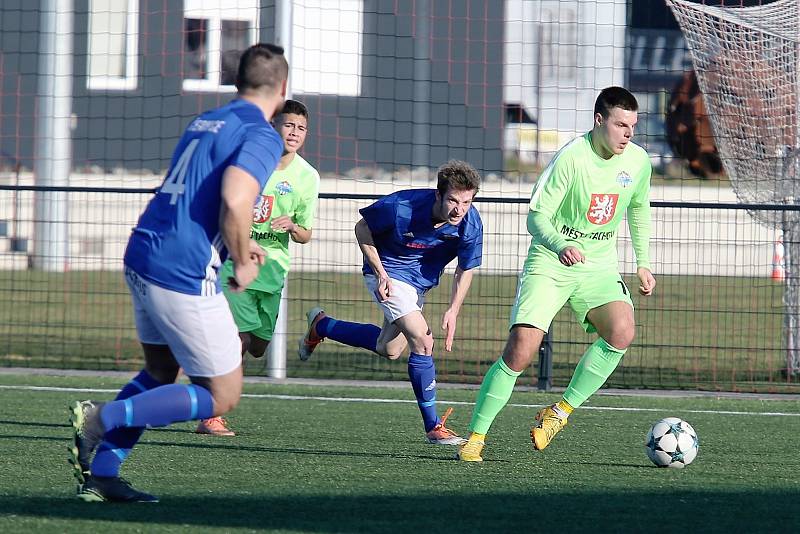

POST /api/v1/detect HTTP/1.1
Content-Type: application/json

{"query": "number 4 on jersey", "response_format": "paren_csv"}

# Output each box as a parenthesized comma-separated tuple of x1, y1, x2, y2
(161, 138, 200, 205)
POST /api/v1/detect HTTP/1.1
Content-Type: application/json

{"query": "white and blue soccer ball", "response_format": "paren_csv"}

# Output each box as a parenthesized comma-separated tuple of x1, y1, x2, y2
(645, 417, 699, 468)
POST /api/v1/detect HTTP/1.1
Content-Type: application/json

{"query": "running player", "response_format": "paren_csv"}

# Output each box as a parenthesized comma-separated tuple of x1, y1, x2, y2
(458, 86, 656, 461)
(196, 99, 320, 436)
(299, 160, 483, 445)
(68, 44, 288, 501)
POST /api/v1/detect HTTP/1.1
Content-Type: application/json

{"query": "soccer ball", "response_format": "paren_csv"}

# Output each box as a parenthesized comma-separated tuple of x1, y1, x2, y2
(645, 417, 699, 468)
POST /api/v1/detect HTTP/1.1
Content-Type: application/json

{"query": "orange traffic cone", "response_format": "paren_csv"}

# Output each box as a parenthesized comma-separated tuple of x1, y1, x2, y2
(772, 236, 786, 281)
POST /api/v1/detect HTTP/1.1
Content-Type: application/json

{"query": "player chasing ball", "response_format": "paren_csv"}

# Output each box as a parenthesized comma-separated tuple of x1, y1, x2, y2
(196, 99, 320, 436)
(68, 44, 288, 502)
(458, 86, 656, 462)
(299, 161, 484, 445)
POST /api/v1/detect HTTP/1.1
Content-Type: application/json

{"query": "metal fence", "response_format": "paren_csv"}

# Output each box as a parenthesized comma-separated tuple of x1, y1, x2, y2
(0, 184, 798, 393)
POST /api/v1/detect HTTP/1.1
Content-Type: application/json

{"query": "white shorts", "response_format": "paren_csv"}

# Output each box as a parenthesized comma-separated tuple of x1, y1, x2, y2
(364, 274, 425, 323)
(125, 267, 241, 378)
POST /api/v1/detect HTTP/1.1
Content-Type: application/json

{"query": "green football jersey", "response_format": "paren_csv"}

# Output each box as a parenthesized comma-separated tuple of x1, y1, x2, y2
(526, 132, 652, 271)
(221, 153, 320, 293)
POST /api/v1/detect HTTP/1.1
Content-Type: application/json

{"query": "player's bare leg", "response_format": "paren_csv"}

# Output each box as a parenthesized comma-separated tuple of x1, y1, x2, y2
(394, 311, 465, 445)
(586, 301, 635, 350)
(375, 318, 406, 360)
(246, 335, 270, 359)
(534, 302, 634, 450)
(73, 344, 185, 502)
(196, 338, 252, 436)
(197, 333, 267, 437)
(459, 325, 542, 461)
(501, 324, 545, 372)
(190, 365, 244, 416)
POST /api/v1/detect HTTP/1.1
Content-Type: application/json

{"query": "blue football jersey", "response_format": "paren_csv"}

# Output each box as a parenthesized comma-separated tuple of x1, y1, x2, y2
(124, 99, 283, 296)
(359, 189, 483, 293)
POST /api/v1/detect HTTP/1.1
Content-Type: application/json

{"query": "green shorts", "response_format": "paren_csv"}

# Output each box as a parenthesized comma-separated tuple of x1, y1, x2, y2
(223, 287, 282, 341)
(509, 265, 633, 333)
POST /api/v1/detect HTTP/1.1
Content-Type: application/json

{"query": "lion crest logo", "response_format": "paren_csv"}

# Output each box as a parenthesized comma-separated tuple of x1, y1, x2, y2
(586, 193, 619, 225)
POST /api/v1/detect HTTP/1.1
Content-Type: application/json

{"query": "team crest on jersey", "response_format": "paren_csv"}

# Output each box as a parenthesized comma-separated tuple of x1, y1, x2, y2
(616, 171, 633, 188)
(276, 181, 293, 196)
(586, 193, 619, 225)
(253, 195, 274, 223)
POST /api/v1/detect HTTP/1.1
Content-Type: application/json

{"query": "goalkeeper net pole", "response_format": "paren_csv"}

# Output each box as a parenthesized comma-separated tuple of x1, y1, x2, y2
(32, 0, 73, 272)
(666, 0, 800, 375)
(265, 0, 294, 380)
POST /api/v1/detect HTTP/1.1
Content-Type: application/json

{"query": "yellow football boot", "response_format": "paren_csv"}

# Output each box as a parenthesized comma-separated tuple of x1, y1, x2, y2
(531, 404, 568, 450)
(457, 433, 486, 462)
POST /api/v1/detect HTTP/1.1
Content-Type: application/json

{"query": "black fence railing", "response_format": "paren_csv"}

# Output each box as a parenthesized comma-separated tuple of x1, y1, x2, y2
(1, 184, 798, 393)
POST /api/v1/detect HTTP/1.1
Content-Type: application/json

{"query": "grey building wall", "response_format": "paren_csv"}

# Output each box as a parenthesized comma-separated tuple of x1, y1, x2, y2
(0, 0, 504, 177)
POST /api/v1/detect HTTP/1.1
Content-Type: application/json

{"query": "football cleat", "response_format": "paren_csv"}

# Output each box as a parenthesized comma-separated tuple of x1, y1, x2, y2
(68, 400, 107, 485)
(298, 307, 326, 361)
(531, 404, 568, 450)
(457, 434, 485, 462)
(195, 416, 235, 436)
(426, 407, 467, 445)
(78, 475, 159, 503)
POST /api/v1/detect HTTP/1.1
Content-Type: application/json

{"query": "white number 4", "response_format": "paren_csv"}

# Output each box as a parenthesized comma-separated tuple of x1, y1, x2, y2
(161, 138, 200, 205)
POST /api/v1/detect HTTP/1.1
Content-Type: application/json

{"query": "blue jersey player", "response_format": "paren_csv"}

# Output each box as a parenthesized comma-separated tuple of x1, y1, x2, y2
(68, 44, 288, 503)
(299, 160, 483, 444)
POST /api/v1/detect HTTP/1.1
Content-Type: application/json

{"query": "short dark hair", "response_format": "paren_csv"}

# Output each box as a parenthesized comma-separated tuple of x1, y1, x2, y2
(236, 43, 289, 94)
(276, 99, 309, 120)
(594, 86, 638, 118)
(436, 160, 481, 197)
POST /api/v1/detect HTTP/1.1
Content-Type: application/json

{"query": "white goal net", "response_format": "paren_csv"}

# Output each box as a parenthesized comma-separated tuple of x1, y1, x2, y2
(667, 0, 800, 374)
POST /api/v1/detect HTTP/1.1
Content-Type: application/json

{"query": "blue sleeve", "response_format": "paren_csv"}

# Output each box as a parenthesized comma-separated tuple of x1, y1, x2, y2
(358, 195, 397, 235)
(231, 126, 283, 190)
(457, 216, 483, 270)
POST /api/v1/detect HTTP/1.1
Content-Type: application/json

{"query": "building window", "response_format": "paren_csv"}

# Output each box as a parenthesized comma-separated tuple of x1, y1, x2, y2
(293, 0, 363, 96)
(87, 0, 139, 90)
(182, 0, 259, 93)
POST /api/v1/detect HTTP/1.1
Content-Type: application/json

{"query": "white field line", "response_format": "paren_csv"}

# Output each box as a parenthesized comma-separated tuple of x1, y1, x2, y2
(1, 384, 800, 417)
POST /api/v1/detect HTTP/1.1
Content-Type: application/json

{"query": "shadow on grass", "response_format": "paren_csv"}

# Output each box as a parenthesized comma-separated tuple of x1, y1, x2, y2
(0, 432, 475, 463)
(0, 419, 69, 429)
(2, 491, 799, 533)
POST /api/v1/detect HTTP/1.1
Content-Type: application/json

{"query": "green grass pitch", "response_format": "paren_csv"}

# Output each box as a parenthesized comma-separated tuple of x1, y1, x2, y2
(0, 373, 798, 533)
(0, 270, 793, 392)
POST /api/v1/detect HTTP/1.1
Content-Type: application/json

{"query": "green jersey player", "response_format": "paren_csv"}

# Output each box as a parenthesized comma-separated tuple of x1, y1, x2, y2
(197, 99, 320, 436)
(458, 86, 656, 461)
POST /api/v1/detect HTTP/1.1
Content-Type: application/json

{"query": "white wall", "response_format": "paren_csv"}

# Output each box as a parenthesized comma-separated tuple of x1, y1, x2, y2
(0, 172, 779, 278)
(504, 0, 628, 164)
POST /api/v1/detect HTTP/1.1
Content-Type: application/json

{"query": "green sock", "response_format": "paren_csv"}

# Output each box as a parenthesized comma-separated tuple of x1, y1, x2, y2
(469, 358, 521, 434)
(562, 338, 626, 408)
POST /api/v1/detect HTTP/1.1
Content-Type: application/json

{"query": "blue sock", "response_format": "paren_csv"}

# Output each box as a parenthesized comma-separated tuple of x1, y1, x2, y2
(407, 352, 439, 432)
(91, 370, 162, 477)
(317, 316, 380, 353)
(99, 383, 214, 431)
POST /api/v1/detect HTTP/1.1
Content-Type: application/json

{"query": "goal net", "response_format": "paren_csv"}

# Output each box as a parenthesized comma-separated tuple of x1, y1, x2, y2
(667, 0, 800, 374)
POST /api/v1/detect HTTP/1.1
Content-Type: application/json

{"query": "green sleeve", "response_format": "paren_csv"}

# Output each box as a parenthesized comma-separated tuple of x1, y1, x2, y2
(526, 147, 575, 254)
(627, 161, 652, 270)
(528, 151, 573, 218)
(294, 170, 320, 230)
(527, 210, 569, 254)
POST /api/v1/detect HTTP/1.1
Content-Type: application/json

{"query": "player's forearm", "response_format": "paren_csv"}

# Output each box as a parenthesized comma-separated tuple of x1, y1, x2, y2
(527, 210, 569, 254)
(628, 204, 652, 269)
(221, 206, 253, 265)
(221, 202, 254, 265)
(355, 219, 388, 276)
(220, 167, 260, 265)
(290, 225, 312, 244)
(447, 267, 474, 315)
